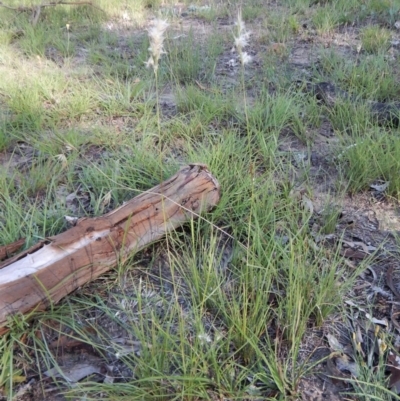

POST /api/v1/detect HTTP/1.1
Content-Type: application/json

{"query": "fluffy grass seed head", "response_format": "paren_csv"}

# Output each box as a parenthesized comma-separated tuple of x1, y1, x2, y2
(197, 333, 212, 345)
(146, 18, 169, 73)
(233, 10, 252, 66)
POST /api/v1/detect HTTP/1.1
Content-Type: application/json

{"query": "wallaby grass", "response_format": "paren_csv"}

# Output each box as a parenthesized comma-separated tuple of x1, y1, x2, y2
(317, 50, 399, 101)
(1, 0, 400, 399)
(337, 129, 400, 197)
(360, 25, 392, 54)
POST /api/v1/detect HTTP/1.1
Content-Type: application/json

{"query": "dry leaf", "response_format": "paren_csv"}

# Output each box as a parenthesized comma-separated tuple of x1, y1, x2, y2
(44, 363, 101, 383)
(327, 333, 344, 352)
(388, 352, 400, 393)
(340, 248, 369, 260)
(302, 194, 314, 214)
(370, 181, 390, 192)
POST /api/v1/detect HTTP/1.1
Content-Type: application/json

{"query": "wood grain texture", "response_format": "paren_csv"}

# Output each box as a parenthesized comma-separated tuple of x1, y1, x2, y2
(0, 238, 25, 261)
(0, 164, 220, 333)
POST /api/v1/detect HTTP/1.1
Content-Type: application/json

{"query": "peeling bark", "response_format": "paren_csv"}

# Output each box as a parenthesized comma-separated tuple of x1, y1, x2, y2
(0, 164, 220, 334)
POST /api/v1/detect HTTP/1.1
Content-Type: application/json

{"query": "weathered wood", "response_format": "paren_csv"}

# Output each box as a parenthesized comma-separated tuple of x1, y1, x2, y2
(0, 238, 25, 261)
(0, 164, 220, 334)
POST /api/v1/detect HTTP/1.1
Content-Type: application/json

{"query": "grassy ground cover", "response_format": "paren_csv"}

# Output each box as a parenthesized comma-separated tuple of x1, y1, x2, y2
(1, 0, 400, 399)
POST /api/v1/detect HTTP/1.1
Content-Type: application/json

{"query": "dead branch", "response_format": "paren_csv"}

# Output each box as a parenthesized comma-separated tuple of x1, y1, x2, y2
(0, 164, 220, 335)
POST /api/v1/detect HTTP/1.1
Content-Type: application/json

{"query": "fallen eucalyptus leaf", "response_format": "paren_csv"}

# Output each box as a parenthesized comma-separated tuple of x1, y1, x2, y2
(335, 354, 359, 377)
(370, 181, 390, 192)
(365, 313, 388, 327)
(388, 352, 400, 394)
(44, 363, 101, 383)
(327, 334, 345, 352)
(302, 194, 314, 215)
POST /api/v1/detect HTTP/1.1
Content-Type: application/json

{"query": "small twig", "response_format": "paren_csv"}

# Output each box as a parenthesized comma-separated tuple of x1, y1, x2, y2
(31, 5, 41, 27)
(195, 80, 219, 94)
(387, 265, 400, 301)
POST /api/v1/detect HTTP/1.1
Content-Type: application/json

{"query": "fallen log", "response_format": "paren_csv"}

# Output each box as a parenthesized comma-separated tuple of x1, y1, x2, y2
(0, 164, 220, 335)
